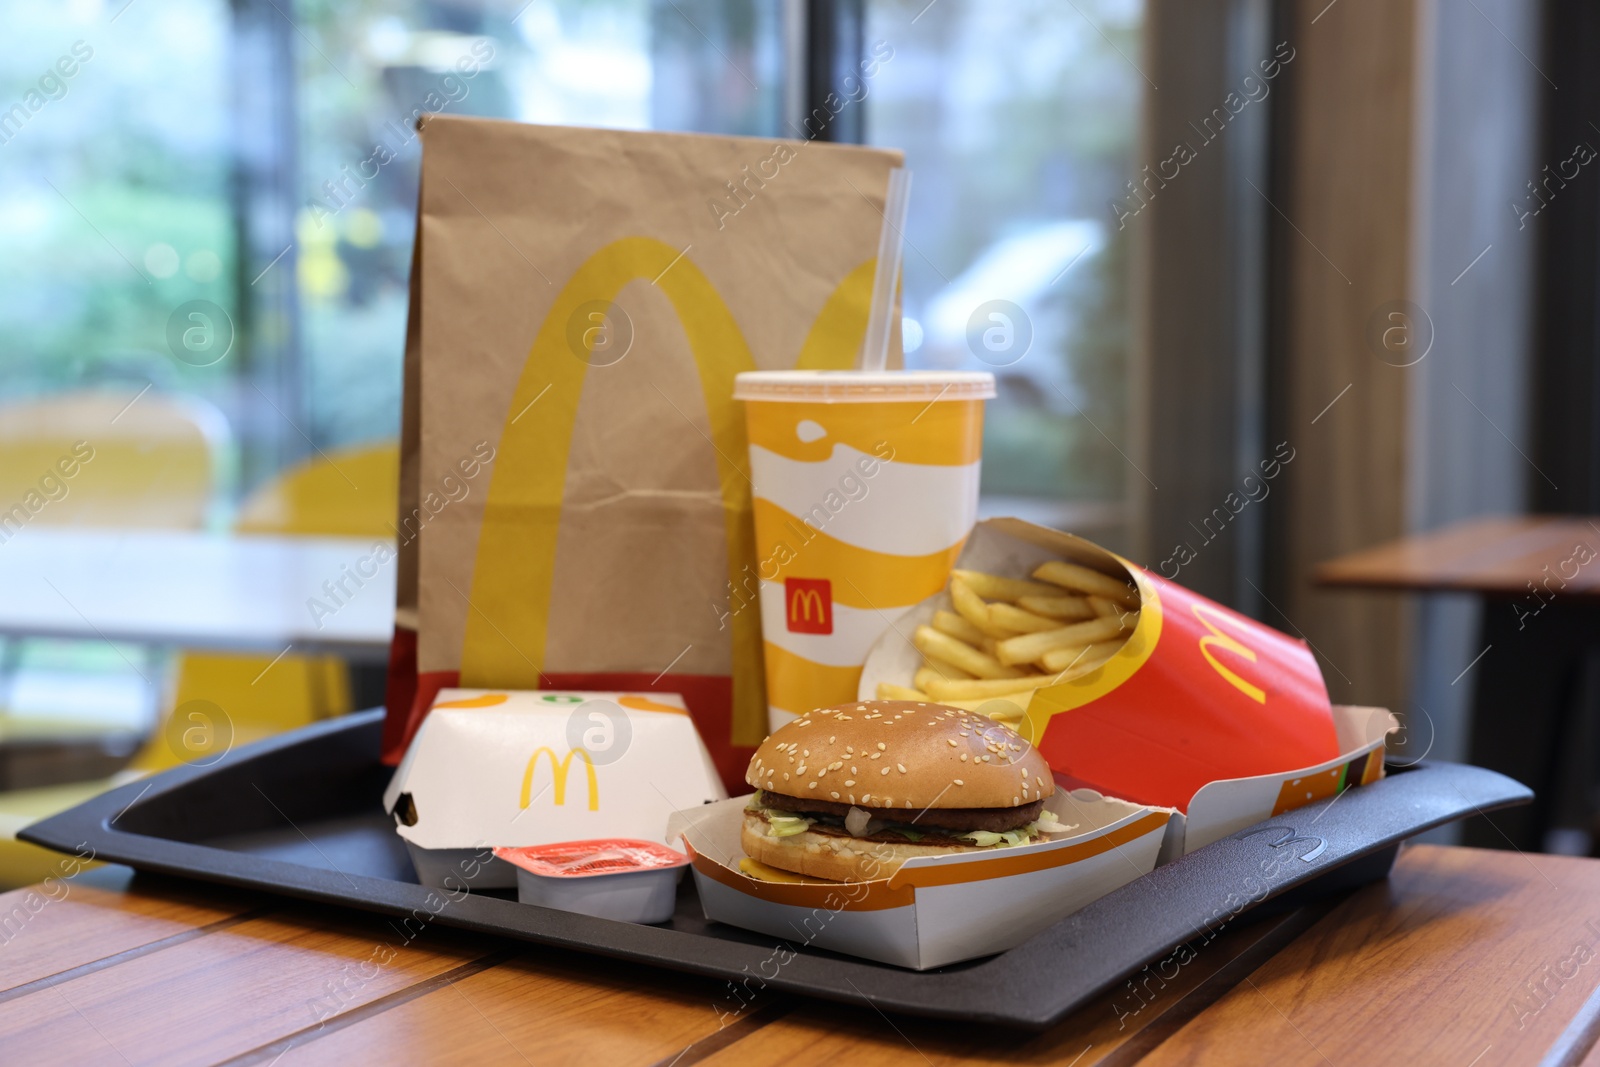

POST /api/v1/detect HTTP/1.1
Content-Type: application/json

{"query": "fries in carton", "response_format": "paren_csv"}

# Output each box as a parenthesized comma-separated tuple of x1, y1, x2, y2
(670, 790, 1173, 970)
(384, 689, 726, 889)
(861, 518, 1397, 853)
(668, 520, 1393, 970)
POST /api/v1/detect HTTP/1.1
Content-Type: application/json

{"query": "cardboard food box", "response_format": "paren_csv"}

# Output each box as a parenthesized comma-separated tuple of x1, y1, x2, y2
(858, 518, 1398, 851)
(384, 689, 726, 888)
(661, 520, 1395, 970)
(669, 703, 1388, 969)
(670, 790, 1173, 970)
(1177, 702, 1392, 853)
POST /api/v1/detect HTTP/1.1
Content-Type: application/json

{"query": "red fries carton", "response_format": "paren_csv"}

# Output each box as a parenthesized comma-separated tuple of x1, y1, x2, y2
(862, 519, 1366, 814)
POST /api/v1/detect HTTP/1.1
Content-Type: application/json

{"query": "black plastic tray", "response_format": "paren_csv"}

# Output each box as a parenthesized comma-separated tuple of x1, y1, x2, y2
(20, 709, 1531, 1030)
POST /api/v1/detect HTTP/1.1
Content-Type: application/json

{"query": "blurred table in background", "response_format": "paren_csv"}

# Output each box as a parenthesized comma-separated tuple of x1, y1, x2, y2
(0, 529, 396, 793)
(1317, 515, 1600, 851)
(1315, 515, 1600, 597)
(0, 530, 396, 660)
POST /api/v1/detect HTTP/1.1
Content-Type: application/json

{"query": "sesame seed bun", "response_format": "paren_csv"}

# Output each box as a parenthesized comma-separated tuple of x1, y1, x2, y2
(745, 699, 1055, 812)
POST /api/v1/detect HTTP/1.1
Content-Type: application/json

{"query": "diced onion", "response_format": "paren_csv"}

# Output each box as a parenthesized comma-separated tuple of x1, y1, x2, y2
(845, 806, 872, 837)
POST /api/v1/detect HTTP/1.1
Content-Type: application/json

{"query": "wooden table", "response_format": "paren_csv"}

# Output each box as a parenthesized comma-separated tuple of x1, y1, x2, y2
(4, 845, 1600, 1065)
(1314, 514, 1600, 598)
(1317, 515, 1600, 851)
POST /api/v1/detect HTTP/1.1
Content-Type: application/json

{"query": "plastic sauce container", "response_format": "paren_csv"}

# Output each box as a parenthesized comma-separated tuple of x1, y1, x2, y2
(493, 840, 689, 924)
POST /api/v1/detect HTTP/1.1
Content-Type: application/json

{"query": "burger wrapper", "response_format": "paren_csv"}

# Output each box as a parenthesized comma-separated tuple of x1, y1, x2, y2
(670, 791, 1172, 971)
(861, 519, 1386, 818)
(674, 702, 1389, 969)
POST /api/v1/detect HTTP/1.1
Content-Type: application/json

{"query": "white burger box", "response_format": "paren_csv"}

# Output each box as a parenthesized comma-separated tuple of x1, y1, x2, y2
(384, 689, 727, 889)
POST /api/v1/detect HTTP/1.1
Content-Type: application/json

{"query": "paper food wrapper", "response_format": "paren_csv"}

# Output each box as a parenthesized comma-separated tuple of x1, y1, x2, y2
(382, 117, 904, 794)
(384, 688, 726, 887)
(678, 702, 1391, 968)
(671, 791, 1171, 970)
(860, 518, 1343, 811)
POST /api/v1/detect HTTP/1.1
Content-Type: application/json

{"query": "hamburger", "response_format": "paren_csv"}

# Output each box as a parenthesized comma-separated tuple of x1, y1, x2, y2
(742, 699, 1065, 881)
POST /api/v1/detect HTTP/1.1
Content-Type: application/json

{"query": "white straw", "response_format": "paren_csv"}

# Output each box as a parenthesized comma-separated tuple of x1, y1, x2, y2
(858, 167, 912, 372)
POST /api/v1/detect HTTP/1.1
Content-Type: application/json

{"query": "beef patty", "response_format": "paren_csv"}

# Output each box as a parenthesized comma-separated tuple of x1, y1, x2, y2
(759, 789, 1045, 833)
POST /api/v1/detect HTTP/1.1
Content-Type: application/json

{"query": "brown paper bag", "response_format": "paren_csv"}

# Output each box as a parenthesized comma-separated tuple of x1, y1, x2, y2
(383, 116, 902, 790)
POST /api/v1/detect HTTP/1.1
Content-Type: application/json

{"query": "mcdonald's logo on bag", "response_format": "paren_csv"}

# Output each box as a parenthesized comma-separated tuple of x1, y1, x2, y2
(520, 746, 600, 811)
(785, 577, 833, 635)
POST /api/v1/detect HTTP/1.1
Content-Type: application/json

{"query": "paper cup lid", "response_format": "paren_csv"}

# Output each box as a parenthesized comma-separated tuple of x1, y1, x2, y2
(733, 370, 996, 403)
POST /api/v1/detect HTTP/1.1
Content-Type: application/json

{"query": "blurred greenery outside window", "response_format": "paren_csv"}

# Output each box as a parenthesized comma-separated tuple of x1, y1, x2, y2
(2, 0, 1138, 527)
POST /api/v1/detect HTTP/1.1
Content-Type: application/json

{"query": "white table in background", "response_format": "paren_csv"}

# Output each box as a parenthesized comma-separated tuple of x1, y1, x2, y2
(0, 529, 395, 661)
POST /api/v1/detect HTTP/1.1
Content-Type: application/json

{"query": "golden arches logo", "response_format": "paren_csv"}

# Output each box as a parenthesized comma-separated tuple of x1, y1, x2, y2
(520, 746, 600, 811)
(1191, 603, 1266, 704)
(460, 237, 877, 747)
(791, 589, 824, 621)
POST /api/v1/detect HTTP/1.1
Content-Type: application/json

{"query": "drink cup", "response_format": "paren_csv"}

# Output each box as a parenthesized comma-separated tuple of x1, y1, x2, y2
(733, 370, 995, 730)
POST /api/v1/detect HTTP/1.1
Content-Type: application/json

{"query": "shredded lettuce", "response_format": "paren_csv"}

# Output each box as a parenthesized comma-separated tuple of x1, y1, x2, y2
(960, 829, 1029, 847)
(959, 814, 1071, 849)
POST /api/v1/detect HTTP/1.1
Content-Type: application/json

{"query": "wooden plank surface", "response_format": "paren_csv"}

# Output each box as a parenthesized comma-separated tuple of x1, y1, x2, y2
(1134, 847, 1600, 1067)
(1315, 515, 1600, 597)
(274, 949, 740, 1067)
(0, 868, 256, 994)
(0, 901, 493, 1065)
(1, 845, 1597, 1064)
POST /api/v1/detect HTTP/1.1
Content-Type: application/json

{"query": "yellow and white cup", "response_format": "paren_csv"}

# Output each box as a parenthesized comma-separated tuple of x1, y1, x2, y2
(733, 370, 995, 730)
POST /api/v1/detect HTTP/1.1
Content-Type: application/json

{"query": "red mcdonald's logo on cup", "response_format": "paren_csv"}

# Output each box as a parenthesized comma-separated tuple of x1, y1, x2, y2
(785, 578, 833, 635)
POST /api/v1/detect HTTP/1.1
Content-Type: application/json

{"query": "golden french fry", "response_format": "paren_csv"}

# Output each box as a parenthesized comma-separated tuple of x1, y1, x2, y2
(877, 682, 930, 701)
(932, 609, 988, 648)
(1037, 645, 1087, 672)
(1017, 594, 1096, 621)
(1033, 561, 1139, 606)
(1087, 594, 1135, 619)
(914, 625, 1025, 680)
(921, 656, 977, 682)
(950, 578, 1015, 638)
(917, 654, 975, 681)
(924, 675, 1049, 701)
(951, 568, 1058, 602)
(987, 602, 1067, 633)
(943, 695, 1029, 719)
(916, 665, 977, 692)
(1041, 639, 1124, 675)
(995, 614, 1133, 666)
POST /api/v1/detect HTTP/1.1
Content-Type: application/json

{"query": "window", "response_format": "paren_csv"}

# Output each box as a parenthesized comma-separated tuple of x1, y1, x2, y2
(864, 0, 1141, 543)
(6, 0, 1138, 521)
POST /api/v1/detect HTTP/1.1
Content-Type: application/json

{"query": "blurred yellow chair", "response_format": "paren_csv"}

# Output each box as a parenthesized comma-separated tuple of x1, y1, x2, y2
(0, 390, 226, 529)
(0, 436, 399, 886)
(156, 441, 400, 768)
(0, 389, 225, 885)
(0, 388, 225, 742)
